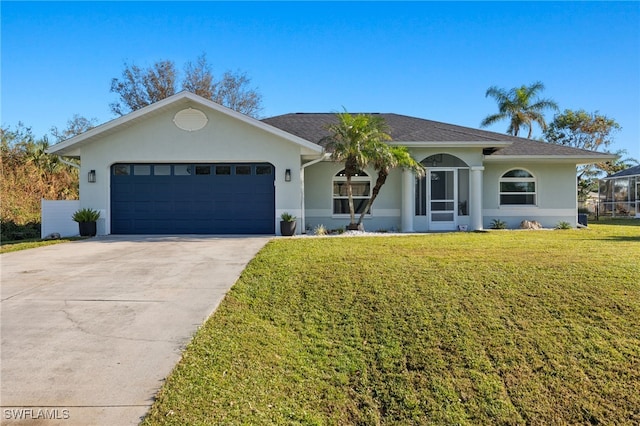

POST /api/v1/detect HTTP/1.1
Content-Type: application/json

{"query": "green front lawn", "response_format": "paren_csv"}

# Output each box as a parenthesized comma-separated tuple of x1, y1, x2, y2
(0, 237, 81, 253)
(143, 222, 640, 425)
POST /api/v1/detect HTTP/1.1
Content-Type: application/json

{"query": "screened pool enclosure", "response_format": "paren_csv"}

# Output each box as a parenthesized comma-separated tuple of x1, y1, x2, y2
(598, 165, 640, 218)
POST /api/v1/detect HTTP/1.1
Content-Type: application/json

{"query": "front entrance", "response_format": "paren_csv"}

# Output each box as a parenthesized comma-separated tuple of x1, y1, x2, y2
(428, 169, 457, 230)
(414, 154, 470, 232)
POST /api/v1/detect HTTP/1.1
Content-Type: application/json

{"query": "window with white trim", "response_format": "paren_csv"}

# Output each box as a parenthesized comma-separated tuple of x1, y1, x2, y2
(500, 169, 536, 205)
(332, 169, 371, 215)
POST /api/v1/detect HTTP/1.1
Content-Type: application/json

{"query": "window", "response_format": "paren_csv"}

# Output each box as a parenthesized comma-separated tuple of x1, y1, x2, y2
(215, 165, 231, 175)
(500, 169, 536, 205)
(113, 164, 130, 175)
(235, 165, 252, 175)
(256, 165, 272, 175)
(195, 165, 211, 175)
(332, 169, 371, 215)
(154, 165, 171, 175)
(174, 165, 192, 176)
(133, 165, 151, 175)
(458, 168, 469, 215)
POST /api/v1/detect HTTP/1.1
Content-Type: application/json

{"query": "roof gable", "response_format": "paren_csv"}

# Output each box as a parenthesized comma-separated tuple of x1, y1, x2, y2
(47, 92, 323, 156)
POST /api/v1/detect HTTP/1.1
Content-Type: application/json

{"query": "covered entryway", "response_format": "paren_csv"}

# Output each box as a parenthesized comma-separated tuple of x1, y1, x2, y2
(428, 169, 457, 230)
(111, 163, 275, 234)
(414, 154, 470, 231)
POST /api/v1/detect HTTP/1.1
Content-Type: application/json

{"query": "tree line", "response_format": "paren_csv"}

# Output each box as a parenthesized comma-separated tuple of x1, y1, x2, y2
(1, 124, 80, 239)
(110, 54, 262, 117)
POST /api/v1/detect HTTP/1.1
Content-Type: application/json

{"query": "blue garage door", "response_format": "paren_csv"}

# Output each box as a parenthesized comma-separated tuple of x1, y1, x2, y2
(111, 163, 275, 234)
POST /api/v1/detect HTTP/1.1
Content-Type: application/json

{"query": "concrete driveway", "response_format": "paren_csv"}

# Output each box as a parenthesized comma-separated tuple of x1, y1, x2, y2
(0, 235, 270, 425)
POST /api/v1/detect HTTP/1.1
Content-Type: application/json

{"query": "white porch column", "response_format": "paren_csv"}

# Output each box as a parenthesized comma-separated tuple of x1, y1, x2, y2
(401, 168, 414, 232)
(470, 166, 484, 231)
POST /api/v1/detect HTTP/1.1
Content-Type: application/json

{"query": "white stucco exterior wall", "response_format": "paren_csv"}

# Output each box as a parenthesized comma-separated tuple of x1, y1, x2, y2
(483, 161, 578, 228)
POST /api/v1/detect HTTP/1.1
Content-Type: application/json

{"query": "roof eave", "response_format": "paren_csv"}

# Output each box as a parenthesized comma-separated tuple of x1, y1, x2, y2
(484, 154, 617, 164)
(602, 173, 640, 180)
(390, 141, 513, 148)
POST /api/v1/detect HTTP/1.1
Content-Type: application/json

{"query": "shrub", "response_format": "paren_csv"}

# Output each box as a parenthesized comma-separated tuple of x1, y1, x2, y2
(490, 219, 507, 229)
(280, 212, 296, 222)
(314, 224, 328, 236)
(556, 221, 572, 230)
(1, 126, 79, 229)
(0, 220, 41, 240)
(72, 208, 101, 222)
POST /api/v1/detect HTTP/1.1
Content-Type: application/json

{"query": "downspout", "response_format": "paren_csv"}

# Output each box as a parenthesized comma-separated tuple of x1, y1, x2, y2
(56, 156, 80, 169)
(300, 153, 330, 233)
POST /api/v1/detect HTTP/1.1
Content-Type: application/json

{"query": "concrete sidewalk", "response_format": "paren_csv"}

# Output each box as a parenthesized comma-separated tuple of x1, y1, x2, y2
(1, 235, 270, 425)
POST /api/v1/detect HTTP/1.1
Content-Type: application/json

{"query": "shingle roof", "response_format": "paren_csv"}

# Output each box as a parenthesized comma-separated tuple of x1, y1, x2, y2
(606, 164, 640, 178)
(261, 113, 612, 158)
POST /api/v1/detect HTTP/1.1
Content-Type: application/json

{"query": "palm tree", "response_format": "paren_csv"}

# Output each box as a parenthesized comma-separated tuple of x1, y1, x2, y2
(481, 81, 558, 138)
(25, 137, 64, 175)
(356, 145, 424, 227)
(325, 111, 423, 230)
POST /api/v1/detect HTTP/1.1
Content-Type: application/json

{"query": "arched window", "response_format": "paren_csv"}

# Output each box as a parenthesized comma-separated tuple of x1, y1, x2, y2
(333, 169, 371, 215)
(421, 154, 468, 168)
(500, 169, 536, 205)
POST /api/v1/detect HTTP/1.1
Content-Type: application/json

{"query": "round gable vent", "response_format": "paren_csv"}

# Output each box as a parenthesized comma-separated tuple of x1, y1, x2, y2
(173, 108, 208, 131)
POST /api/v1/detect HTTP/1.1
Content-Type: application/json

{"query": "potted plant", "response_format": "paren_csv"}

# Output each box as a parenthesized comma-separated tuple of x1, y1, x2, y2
(280, 212, 297, 236)
(72, 208, 101, 237)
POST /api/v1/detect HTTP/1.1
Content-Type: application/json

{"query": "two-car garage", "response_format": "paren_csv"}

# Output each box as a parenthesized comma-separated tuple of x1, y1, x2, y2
(110, 163, 275, 234)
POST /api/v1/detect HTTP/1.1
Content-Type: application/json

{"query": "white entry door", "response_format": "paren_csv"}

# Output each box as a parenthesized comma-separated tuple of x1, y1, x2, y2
(429, 169, 457, 230)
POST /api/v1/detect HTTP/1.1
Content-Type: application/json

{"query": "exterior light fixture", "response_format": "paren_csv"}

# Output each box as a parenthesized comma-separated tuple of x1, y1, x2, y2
(88, 170, 96, 183)
(285, 169, 292, 182)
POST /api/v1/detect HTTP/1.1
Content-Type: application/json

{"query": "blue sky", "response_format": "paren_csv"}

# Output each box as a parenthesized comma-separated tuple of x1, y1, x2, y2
(2, 1, 639, 159)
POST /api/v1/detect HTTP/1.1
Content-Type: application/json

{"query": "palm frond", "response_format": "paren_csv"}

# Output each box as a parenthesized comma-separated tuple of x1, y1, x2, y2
(481, 113, 506, 128)
(483, 81, 557, 138)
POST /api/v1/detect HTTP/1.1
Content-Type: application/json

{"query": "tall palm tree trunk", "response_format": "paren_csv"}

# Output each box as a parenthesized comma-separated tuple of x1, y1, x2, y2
(346, 173, 356, 226)
(345, 157, 358, 228)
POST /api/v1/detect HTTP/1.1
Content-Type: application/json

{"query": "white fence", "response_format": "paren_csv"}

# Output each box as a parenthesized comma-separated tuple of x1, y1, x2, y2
(41, 199, 80, 238)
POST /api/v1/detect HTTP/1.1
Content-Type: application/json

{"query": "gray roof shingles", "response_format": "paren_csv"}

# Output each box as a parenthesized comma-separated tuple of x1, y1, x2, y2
(261, 113, 610, 158)
(606, 164, 640, 178)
